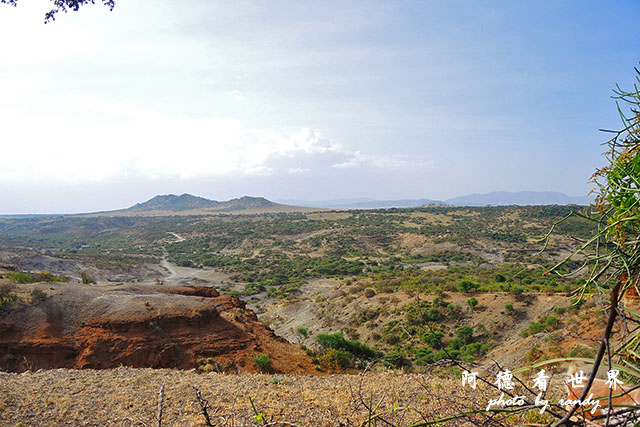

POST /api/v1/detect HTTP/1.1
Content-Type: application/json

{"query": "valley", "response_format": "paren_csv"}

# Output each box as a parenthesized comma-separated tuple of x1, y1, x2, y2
(0, 199, 629, 426)
(0, 202, 602, 374)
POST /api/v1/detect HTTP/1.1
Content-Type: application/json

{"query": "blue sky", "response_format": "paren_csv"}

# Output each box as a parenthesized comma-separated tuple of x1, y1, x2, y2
(0, 0, 638, 213)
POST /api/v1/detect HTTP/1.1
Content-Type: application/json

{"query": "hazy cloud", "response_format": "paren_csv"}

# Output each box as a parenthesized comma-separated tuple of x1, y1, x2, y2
(332, 152, 432, 170)
(0, 0, 633, 213)
(0, 97, 430, 186)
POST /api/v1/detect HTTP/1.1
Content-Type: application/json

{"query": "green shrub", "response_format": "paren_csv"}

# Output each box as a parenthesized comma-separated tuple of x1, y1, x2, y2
(242, 283, 265, 295)
(422, 331, 443, 349)
(383, 353, 406, 368)
(505, 302, 514, 314)
(520, 315, 560, 337)
(297, 327, 309, 337)
(544, 315, 558, 328)
(460, 342, 489, 361)
(447, 337, 464, 351)
(568, 345, 596, 358)
(456, 326, 474, 344)
(317, 333, 380, 359)
(424, 306, 440, 321)
(466, 297, 478, 309)
(457, 280, 479, 292)
(267, 287, 284, 298)
(253, 354, 272, 373)
(197, 357, 221, 373)
(30, 288, 47, 303)
(7, 272, 36, 284)
(0, 283, 18, 313)
(318, 348, 353, 370)
(415, 347, 436, 365)
(7, 271, 67, 284)
(270, 375, 285, 384)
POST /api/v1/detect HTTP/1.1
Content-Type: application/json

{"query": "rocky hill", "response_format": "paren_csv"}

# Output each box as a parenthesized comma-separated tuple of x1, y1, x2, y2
(126, 194, 221, 212)
(216, 195, 276, 211)
(124, 194, 277, 213)
(89, 194, 314, 216)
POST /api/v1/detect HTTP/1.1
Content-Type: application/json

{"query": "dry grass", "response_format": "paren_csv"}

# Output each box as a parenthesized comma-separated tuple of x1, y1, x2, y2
(0, 368, 489, 426)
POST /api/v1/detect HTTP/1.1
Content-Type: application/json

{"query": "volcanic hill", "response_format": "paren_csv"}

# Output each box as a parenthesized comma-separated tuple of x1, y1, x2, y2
(88, 194, 316, 216)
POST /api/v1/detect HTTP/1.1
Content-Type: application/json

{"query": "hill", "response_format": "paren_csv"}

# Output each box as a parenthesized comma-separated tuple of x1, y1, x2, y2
(125, 194, 274, 213)
(88, 194, 316, 216)
(126, 194, 221, 212)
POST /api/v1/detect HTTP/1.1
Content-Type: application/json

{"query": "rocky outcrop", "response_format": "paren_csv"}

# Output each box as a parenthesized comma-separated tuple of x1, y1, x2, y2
(0, 280, 315, 374)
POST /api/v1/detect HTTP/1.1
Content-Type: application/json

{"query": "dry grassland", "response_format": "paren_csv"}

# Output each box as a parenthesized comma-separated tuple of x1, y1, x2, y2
(0, 369, 487, 426)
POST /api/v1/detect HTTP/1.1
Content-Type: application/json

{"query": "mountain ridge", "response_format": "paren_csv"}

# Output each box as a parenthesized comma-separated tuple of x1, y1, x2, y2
(444, 191, 592, 206)
(127, 193, 222, 212)
(46, 190, 595, 217)
(123, 194, 277, 213)
(278, 191, 591, 209)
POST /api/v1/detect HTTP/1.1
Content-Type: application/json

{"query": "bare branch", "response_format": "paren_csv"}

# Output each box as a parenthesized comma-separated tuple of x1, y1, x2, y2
(155, 384, 164, 427)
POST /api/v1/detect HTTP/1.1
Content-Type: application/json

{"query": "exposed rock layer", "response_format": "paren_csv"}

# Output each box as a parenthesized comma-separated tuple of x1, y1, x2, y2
(0, 280, 315, 374)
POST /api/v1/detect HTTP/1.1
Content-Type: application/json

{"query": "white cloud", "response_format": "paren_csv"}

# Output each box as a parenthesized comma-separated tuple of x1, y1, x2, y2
(287, 167, 310, 174)
(0, 95, 433, 187)
(0, 96, 429, 185)
(332, 151, 432, 170)
(231, 89, 245, 101)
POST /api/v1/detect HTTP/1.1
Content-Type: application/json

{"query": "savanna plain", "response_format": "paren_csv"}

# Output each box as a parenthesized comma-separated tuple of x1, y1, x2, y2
(0, 201, 614, 426)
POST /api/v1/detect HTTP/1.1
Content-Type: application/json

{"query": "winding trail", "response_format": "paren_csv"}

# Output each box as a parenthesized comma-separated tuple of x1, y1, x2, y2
(167, 232, 185, 242)
(156, 232, 231, 287)
(160, 258, 178, 280)
(158, 231, 186, 282)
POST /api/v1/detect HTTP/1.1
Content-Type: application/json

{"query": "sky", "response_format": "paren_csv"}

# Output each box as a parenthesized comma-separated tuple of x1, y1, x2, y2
(0, 1, 639, 214)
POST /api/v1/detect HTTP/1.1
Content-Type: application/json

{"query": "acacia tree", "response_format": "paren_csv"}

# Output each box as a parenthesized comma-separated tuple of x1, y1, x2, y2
(0, 0, 114, 23)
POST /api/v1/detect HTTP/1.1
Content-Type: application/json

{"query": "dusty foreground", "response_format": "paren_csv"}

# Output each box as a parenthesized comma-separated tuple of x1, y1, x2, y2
(0, 369, 483, 427)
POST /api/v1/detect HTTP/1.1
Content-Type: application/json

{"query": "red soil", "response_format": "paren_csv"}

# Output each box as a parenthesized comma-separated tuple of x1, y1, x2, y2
(0, 281, 316, 374)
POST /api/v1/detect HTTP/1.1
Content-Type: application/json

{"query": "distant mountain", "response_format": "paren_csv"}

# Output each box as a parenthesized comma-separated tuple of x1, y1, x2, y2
(127, 194, 221, 212)
(276, 198, 444, 209)
(120, 194, 280, 214)
(217, 196, 275, 211)
(445, 191, 593, 207)
(276, 192, 592, 209)
(106, 191, 592, 217)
